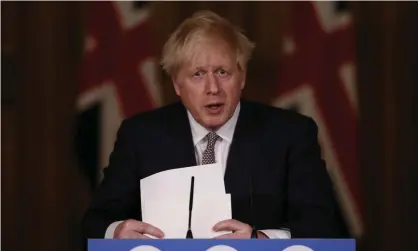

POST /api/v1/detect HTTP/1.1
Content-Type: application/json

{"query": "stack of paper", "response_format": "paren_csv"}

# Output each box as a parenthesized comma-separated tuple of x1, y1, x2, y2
(140, 163, 232, 238)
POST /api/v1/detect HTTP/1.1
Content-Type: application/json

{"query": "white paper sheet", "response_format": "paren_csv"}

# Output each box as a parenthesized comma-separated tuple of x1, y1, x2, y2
(140, 163, 232, 239)
(192, 194, 232, 238)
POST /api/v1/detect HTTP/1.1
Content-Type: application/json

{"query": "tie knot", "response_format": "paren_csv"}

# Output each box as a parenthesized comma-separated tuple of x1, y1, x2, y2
(205, 132, 220, 147)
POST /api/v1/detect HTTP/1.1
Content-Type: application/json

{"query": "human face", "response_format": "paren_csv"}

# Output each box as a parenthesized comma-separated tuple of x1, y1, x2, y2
(172, 40, 245, 130)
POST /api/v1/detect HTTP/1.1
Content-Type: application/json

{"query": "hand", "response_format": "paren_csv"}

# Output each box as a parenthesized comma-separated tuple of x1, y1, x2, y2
(212, 219, 269, 239)
(114, 219, 164, 239)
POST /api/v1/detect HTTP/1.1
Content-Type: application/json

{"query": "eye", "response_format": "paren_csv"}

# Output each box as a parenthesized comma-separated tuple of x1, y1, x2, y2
(193, 71, 204, 77)
(216, 68, 229, 76)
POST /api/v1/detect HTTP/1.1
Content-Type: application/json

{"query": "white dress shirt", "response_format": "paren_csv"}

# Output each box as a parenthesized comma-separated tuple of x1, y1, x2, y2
(104, 102, 291, 239)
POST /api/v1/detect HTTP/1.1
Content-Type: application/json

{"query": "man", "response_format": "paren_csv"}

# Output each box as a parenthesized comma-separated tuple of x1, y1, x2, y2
(82, 10, 343, 240)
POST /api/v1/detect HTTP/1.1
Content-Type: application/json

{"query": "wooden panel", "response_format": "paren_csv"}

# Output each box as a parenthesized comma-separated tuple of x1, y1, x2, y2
(1, 2, 23, 249)
(390, 3, 418, 250)
(355, 2, 395, 250)
(1, 1, 19, 103)
(10, 2, 86, 250)
(1, 107, 19, 250)
(355, 2, 418, 251)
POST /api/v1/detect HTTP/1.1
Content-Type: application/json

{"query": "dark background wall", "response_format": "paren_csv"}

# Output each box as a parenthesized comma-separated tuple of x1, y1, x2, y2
(2, 2, 417, 251)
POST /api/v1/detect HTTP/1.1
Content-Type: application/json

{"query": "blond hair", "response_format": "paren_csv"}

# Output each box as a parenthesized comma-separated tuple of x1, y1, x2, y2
(160, 10, 255, 76)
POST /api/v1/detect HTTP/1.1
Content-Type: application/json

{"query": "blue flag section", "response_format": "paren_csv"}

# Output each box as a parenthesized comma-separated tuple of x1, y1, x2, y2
(88, 239, 355, 251)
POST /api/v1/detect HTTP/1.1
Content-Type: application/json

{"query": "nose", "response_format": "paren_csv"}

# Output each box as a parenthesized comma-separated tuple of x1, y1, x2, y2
(206, 72, 220, 95)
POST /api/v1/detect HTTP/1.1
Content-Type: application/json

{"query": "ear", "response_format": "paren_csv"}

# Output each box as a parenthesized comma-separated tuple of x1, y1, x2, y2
(172, 76, 181, 96)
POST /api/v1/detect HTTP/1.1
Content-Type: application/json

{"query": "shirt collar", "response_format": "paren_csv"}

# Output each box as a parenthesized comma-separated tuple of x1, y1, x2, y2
(187, 102, 240, 145)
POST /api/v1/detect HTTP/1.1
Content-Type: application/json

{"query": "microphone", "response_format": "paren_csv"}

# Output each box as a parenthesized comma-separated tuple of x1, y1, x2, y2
(186, 176, 195, 239)
(249, 174, 258, 239)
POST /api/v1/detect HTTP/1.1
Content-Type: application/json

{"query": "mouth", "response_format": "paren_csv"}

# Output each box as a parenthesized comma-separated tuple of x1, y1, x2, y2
(205, 102, 224, 114)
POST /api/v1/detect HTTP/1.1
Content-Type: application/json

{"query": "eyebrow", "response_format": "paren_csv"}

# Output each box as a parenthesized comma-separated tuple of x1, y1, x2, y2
(194, 67, 207, 71)
(193, 65, 230, 70)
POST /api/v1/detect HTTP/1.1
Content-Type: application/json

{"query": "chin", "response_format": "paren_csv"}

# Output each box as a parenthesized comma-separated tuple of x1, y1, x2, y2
(202, 117, 227, 130)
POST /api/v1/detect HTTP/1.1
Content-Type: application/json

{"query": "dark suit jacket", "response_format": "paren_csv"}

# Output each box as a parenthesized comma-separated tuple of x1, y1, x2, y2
(81, 100, 346, 239)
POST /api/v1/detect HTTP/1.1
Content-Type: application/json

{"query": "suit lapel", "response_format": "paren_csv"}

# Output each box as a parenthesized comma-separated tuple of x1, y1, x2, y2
(224, 101, 259, 196)
(166, 102, 197, 169)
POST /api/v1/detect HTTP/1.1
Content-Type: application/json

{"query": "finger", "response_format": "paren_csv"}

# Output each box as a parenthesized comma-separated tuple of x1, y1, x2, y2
(115, 230, 145, 239)
(214, 233, 234, 239)
(137, 233, 152, 239)
(125, 220, 164, 238)
(214, 233, 242, 239)
(119, 231, 153, 239)
(136, 222, 165, 238)
(213, 219, 248, 232)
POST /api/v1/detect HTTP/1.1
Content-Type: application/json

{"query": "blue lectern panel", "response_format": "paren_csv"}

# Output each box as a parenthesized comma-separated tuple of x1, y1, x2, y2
(88, 239, 355, 251)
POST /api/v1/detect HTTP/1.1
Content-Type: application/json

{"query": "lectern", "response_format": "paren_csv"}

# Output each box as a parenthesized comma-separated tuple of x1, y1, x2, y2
(88, 239, 355, 251)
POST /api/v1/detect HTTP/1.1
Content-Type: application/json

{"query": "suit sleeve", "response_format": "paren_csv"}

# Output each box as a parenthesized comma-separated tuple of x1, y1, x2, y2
(81, 120, 141, 239)
(287, 117, 343, 238)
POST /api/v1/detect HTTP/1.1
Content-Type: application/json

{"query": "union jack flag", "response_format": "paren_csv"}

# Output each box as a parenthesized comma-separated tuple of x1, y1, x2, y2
(273, 1, 362, 237)
(76, 1, 162, 188)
